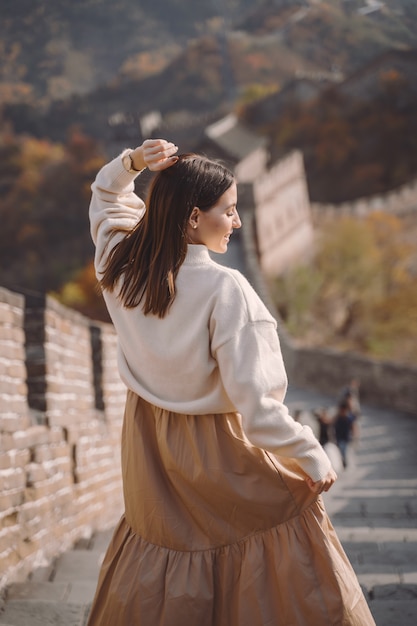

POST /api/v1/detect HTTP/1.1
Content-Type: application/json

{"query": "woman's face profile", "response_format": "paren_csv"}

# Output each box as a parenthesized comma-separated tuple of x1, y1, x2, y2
(188, 183, 241, 253)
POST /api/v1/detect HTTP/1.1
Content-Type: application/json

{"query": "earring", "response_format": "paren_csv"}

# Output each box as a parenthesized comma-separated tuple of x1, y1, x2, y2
(193, 224, 197, 229)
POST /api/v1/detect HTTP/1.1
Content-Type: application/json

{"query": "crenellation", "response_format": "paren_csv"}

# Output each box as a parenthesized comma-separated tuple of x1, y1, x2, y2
(312, 177, 417, 221)
(0, 287, 126, 591)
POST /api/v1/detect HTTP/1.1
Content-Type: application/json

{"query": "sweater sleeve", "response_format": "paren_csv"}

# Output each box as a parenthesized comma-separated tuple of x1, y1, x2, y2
(89, 150, 146, 274)
(215, 320, 332, 482)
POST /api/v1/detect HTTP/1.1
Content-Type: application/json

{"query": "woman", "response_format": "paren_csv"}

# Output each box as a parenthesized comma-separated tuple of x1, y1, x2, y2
(87, 139, 375, 625)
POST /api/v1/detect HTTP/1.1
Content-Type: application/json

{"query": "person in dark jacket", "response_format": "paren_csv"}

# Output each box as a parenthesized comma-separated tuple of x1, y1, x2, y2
(334, 400, 356, 468)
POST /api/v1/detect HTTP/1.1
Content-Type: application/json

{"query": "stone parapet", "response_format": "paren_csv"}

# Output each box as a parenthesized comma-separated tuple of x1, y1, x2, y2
(291, 345, 417, 414)
(0, 287, 124, 593)
(312, 178, 417, 221)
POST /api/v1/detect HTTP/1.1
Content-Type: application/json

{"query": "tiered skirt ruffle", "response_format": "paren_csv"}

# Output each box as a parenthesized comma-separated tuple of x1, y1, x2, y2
(87, 392, 375, 626)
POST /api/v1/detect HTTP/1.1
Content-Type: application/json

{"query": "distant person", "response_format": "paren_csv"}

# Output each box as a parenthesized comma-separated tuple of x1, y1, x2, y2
(339, 378, 361, 443)
(86, 139, 375, 625)
(340, 378, 361, 420)
(314, 407, 344, 473)
(314, 407, 333, 446)
(334, 400, 357, 469)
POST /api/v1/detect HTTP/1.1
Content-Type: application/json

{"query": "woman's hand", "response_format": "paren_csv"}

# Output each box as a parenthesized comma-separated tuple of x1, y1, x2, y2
(305, 467, 337, 494)
(130, 139, 178, 172)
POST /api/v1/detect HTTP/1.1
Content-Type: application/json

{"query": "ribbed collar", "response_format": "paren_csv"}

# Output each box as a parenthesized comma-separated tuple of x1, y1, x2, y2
(183, 244, 213, 266)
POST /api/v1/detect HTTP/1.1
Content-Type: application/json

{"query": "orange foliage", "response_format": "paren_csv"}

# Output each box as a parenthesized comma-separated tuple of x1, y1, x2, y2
(273, 213, 417, 365)
(0, 128, 106, 296)
(55, 261, 110, 322)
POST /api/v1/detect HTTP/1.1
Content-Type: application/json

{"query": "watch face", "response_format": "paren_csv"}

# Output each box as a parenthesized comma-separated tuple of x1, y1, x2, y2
(122, 153, 133, 172)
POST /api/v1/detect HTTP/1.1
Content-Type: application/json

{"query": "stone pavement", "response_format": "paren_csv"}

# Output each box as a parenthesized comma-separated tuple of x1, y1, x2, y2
(0, 386, 416, 626)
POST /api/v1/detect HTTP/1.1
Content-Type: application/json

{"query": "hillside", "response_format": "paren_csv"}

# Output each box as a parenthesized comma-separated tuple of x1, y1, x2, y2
(238, 0, 417, 74)
(241, 48, 417, 202)
(2, 0, 417, 148)
(0, 0, 264, 106)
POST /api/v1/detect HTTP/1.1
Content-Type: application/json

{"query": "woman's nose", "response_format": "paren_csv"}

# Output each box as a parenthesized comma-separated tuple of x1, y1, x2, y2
(233, 211, 242, 229)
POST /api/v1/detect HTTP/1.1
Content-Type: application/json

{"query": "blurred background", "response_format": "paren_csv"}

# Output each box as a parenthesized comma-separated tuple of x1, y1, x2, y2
(1, 0, 417, 365)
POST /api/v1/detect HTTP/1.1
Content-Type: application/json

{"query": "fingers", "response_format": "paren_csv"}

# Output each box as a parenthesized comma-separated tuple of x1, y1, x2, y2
(142, 139, 178, 171)
(143, 139, 175, 153)
(306, 477, 323, 494)
(306, 469, 337, 494)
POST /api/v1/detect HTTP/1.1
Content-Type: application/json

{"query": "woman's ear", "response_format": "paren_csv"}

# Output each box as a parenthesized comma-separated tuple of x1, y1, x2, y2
(189, 207, 200, 230)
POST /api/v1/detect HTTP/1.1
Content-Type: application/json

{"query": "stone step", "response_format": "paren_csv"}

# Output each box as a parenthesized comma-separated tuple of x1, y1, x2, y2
(369, 597, 417, 626)
(4, 580, 98, 607)
(0, 550, 103, 626)
(0, 599, 90, 626)
(52, 551, 104, 585)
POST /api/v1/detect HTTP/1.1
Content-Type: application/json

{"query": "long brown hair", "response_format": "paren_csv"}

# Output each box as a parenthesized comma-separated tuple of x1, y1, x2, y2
(99, 153, 235, 318)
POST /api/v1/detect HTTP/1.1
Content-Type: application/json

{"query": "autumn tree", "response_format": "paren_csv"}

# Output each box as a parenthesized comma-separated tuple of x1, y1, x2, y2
(53, 260, 110, 323)
(272, 212, 417, 365)
(0, 128, 105, 295)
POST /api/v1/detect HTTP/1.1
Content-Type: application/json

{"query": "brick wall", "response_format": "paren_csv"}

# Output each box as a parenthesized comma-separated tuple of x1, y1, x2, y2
(253, 151, 315, 277)
(0, 288, 125, 592)
(0, 287, 30, 588)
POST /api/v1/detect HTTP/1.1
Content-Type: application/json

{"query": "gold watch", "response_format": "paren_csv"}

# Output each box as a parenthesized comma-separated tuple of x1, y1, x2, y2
(122, 150, 140, 173)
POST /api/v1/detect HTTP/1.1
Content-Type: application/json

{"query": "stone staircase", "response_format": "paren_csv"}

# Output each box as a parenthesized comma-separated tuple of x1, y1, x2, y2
(0, 531, 112, 626)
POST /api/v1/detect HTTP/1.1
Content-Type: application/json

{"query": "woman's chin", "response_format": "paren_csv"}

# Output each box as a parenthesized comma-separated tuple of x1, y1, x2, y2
(217, 245, 228, 254)
(209, 242, 228, 254)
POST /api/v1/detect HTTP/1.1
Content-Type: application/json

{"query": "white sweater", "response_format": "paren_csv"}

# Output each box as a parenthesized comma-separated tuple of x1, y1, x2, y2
(89, 152, 332, 482)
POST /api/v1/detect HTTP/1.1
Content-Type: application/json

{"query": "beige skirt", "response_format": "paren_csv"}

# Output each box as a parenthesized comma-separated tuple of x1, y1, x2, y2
(87, 392, 375, 626)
